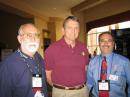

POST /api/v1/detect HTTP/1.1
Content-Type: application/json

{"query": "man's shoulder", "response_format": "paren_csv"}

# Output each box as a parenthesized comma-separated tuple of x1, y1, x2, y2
(0, 50, 21, 72)
(1, 50, 20, 65)
(51, 40, 62, 47)
(114, 53, 129, 62)
(45, 39, 62, 51)
(91, 55, 100, 60)
(76, 41, 87, 51)
(77, 41, 86, 46)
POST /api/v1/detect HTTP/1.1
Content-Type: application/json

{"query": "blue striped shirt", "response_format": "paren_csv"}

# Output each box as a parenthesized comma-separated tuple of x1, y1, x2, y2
(87, 53, 130, 97)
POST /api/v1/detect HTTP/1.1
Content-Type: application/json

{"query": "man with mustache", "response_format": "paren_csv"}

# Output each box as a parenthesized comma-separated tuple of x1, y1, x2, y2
(87, 32, 130, 97)
(0, 23, 48, 97)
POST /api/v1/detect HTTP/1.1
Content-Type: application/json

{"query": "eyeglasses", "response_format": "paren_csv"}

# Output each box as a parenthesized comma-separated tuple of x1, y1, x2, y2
(99, 39, 113, 43)
(20, 33, 40, 39)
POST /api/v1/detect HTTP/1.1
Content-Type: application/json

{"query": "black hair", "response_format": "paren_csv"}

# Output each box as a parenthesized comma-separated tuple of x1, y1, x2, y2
(98, 31, 115, 42)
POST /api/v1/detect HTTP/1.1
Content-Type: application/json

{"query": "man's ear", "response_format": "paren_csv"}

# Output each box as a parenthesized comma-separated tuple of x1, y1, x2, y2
(17, 35, 22, 44)
(62, 27, 65, 35)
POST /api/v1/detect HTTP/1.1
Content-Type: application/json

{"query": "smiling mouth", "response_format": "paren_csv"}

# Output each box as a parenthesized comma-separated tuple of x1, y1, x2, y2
(102, 45, 110, 48)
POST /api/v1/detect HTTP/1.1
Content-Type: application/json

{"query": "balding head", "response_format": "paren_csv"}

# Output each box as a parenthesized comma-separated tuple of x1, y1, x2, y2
(17, 23, 40, 57)
(18, 23, 40, 35)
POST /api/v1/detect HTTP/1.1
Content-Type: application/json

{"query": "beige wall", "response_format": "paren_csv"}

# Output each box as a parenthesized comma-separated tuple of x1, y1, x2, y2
(48, 17, 64, 42)
(73, 12, 87, 43)
(34, 17, 48, 57)
(56, 20, 63, 40)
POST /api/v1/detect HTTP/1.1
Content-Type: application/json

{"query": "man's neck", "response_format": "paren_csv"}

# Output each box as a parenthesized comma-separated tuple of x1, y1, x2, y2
(20, 48, 35, 58)
(64, 38, 76, 48)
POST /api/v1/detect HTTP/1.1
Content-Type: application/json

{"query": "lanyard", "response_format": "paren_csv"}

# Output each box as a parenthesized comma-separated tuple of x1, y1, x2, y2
(18, 49, 41, 74)
(98, 53, 114, 80)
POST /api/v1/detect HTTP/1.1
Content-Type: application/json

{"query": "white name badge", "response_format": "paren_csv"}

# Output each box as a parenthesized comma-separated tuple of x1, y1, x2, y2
(34, 91, 44, 97)
(109, 74, 118, 81)
(98, 80, 110, 91)
(32, 74, 42, 88)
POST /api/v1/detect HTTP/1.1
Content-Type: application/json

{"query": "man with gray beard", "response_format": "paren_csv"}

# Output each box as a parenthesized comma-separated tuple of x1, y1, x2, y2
(0, 23, 48, 97)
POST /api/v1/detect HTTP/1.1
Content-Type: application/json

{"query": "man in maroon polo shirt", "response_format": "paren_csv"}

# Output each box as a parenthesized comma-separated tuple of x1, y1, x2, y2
(45, 16, 89, 97)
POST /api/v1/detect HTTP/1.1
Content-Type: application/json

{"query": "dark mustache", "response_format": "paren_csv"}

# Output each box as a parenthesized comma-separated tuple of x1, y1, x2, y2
(102, 45, 109, 47)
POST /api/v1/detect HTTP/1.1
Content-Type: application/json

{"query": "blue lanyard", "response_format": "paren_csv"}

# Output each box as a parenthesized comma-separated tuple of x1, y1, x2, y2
(18, 49, 40, 74)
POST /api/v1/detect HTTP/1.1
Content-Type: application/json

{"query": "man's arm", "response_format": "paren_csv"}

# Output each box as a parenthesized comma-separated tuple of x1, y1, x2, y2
(125, 59, 130, 97)
(86, 61, 94, 91)
(0, 63, 12, 97)
(46, 70, 53, 86)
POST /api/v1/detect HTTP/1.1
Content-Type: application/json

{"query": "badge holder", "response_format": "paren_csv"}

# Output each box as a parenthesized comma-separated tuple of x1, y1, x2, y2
(32, 74, 44, 97)
(98, 80, 110, 91)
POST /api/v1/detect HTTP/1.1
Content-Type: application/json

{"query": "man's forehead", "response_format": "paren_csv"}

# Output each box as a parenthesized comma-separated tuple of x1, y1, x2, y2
(23, 25, 38, 33)
(100, 34, 112, 38)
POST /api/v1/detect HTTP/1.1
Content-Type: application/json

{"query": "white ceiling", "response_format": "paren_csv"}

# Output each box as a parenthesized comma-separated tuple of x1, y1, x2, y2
(19, 0, 85, 18)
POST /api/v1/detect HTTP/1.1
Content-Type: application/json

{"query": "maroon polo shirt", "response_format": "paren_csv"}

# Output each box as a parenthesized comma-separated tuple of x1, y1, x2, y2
(45, 38, 89, 87)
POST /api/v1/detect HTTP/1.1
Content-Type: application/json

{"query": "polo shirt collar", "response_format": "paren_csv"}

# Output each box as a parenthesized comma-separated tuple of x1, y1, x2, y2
(60, 37, 78, 48)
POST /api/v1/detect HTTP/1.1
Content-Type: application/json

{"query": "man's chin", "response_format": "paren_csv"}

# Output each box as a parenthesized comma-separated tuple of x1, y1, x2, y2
(28, 50, 37, 54)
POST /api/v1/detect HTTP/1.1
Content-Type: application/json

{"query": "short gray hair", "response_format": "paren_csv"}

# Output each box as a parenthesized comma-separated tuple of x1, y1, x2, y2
(98, 31, 115, 42)
(63, 16, 80, 28)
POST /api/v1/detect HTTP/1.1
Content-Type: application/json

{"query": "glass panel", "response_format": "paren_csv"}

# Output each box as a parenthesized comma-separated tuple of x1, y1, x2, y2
(96, 26, 109, 33)
(88, 34, 97, 46)
(118, 21, 130, 29)
(110, 24, 116, 30)
(88, 28, 96, 34)
(96, 33, 101, 45)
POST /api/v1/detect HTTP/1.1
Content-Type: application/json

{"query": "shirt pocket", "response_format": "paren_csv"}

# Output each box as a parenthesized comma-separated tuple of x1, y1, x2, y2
(110, 65, 126, 86)
(110, 75, 124, 84)
(110, 73, 126, 91)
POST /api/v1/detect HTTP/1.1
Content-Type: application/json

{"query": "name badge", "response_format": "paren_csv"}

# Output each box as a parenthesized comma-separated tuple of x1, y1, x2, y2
(32, 74, 42, 88)
(34, 91, 44, 97)
(109, 74, 118, 81)
(98, 80, 110, 91)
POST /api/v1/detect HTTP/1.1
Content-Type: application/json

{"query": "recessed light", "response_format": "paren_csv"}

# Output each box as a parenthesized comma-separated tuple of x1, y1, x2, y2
(53, 8, 56, 10)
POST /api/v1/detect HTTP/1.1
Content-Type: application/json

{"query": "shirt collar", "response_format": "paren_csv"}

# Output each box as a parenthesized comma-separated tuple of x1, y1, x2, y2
(60, 37, 78, 48)
(17, 48, 37, 59)
(101, 52, 114, 61)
